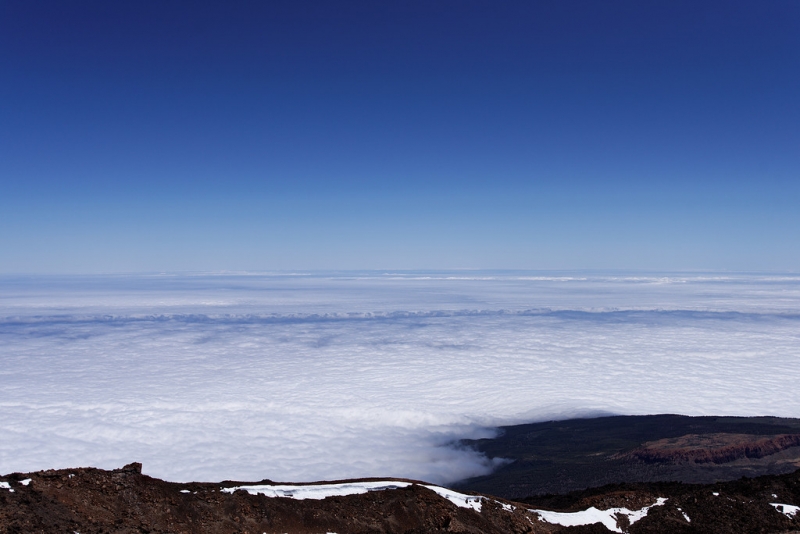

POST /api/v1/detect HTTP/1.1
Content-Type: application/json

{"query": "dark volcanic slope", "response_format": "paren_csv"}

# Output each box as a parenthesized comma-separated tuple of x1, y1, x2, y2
(455, 415, 800, 498)
(522, 469, 800, 534)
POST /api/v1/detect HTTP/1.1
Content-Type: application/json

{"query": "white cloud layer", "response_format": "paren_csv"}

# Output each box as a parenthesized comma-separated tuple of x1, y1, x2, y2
(2, 273, 800, 484)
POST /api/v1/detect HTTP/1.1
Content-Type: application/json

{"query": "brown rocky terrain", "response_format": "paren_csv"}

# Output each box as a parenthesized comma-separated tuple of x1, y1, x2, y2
(2, 462, 800, 533)
(521, 469, 800, 534)
(0, 463, 545, 533)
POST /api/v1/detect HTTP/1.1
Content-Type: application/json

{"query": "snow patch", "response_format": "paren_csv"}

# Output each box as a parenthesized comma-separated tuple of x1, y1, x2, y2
(532, 498, 667, 533)
(221, 481, 484, 511)
(221, 481, 411, 500)
(20, 479, 31, 486)
(0, 481, 11, 490)
(421, 485, 483, 512)
(770, 503, 800, 518)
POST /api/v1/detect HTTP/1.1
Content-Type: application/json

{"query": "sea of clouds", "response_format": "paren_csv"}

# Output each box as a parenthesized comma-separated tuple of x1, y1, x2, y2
(2, 272, 799, 484)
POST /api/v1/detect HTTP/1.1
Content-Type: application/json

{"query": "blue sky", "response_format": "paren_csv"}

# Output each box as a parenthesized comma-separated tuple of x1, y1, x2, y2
(2, 0, 798, 273)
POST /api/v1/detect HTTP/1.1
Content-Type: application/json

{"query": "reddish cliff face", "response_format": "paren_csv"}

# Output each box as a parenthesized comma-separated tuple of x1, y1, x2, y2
(625, 434, 800, 464)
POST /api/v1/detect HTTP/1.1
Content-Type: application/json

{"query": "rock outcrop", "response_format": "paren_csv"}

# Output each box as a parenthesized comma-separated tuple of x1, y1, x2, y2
(0, 464, 544, 533)
(624, 433, 800, 464)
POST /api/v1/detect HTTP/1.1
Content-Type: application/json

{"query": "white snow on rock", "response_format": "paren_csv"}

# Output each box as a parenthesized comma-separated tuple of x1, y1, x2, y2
(222, 481, 412, 500)
(531, 497, 667, 533)
(421, 485, 483, 512)
(20, 478, 31, 486)
(0, 481, 11, 490)
(221, 481, 485, 511)
(770, 503, 800, 518)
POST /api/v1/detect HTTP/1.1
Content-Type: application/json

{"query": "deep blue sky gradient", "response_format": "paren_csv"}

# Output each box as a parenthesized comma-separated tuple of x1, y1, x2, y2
(2, 1, 799, 272)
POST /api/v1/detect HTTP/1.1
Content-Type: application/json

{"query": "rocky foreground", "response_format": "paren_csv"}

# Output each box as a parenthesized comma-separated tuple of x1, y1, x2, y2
(2, 462, 800, 533)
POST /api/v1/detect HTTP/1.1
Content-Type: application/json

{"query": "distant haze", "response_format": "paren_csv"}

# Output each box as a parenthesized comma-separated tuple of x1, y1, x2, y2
(2, 273, 799, 483)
